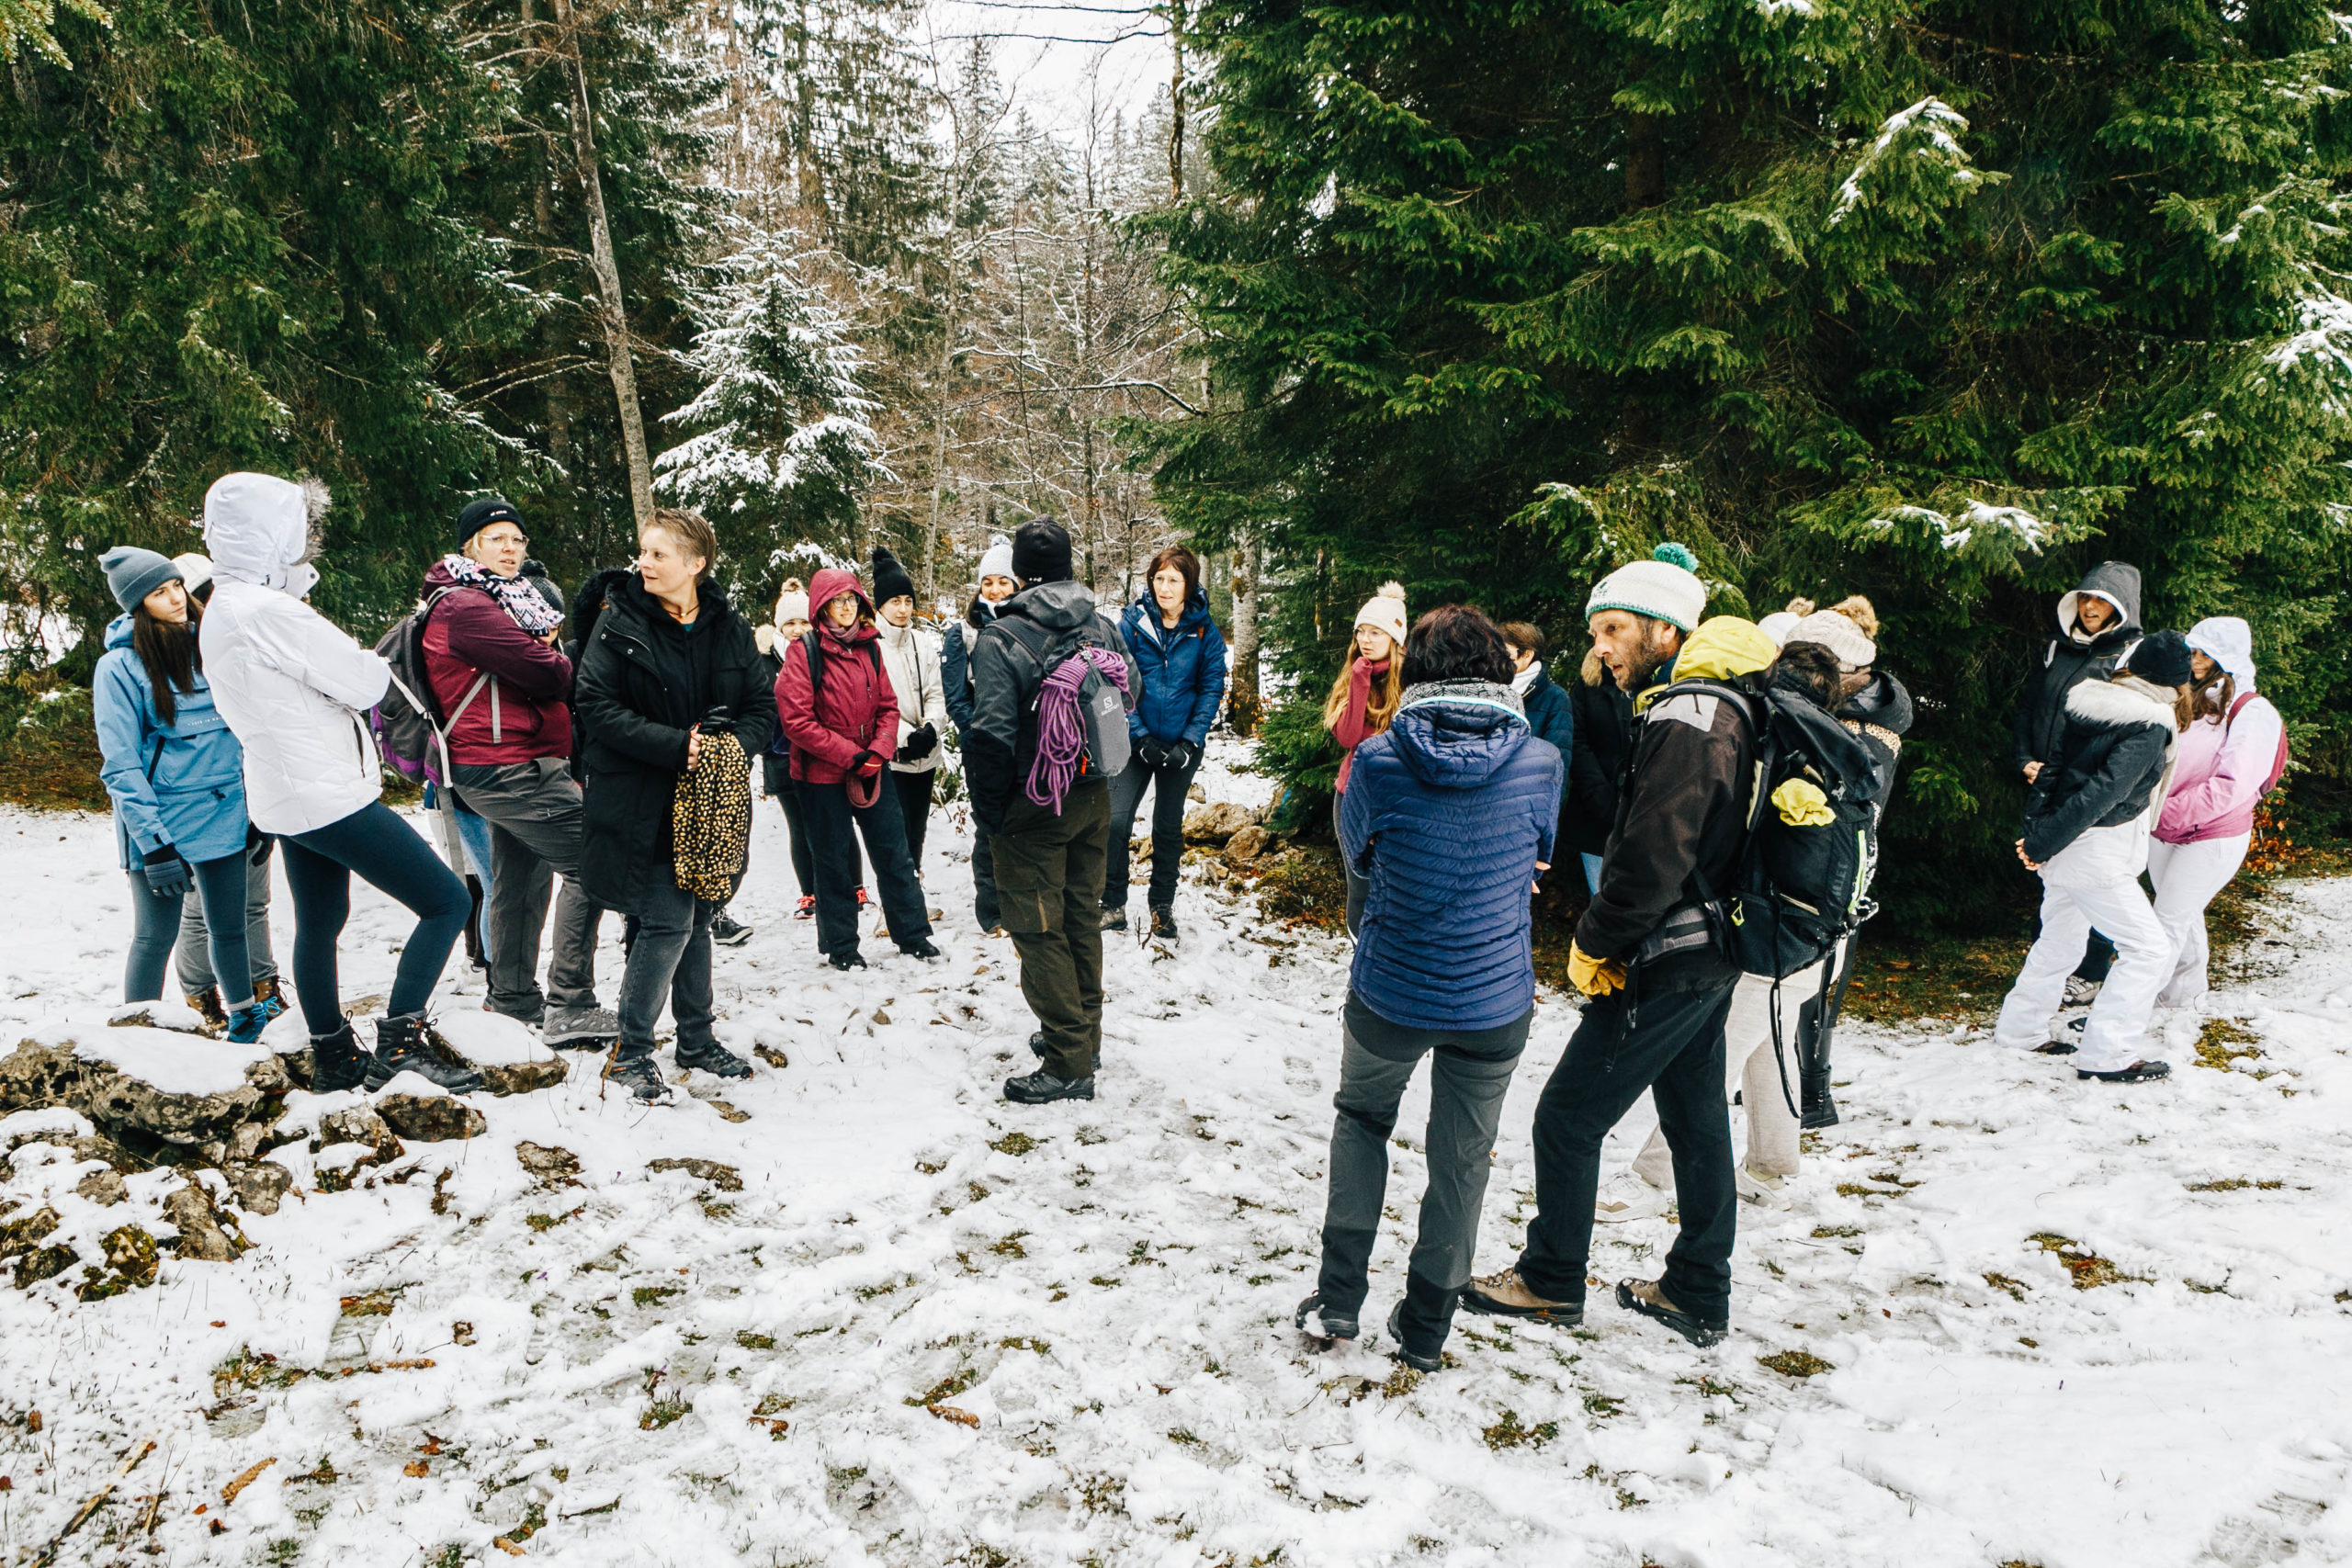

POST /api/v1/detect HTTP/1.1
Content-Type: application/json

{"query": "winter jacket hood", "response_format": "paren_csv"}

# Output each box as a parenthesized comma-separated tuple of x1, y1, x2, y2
(573, 572, 774, 911)
(203, 472, 318, 599)
(2055, 560, 2143, 643)
(420, 558, 574, 767)
(94, 615, 249, 869)
(2021, 673, 2180, 873)
(1342, 681, 1561, 1032)
(808, 567, 873, 627)
(2186, 616, 2256, 689)
(964, 580, 1140, 832)
(1514, 662, 1576, 780)
(1121, 588, 1227, 747)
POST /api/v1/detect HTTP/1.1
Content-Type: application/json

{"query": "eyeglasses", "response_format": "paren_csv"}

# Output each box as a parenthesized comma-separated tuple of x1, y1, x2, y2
(479, 531, 530, 550)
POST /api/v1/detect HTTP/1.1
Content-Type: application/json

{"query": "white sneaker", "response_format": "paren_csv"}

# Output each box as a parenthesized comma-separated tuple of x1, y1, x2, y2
(2063, 976, 2104, 1008)
(1593, 1172, 1670, 1224)
(1736, 1166, 1790, 1209)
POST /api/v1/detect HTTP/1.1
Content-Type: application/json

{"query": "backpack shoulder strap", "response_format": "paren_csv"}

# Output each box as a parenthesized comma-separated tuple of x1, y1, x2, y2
(2226, 691, 2256, 729)
(801, 628, 826, 704)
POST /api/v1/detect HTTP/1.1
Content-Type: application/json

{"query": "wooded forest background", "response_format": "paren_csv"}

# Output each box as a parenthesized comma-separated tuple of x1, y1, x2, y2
(6, 0, 2352, 934)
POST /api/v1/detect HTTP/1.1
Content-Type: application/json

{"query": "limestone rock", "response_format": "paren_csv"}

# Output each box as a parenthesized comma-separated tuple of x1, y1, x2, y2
(377, 1094, 486, 1144)
(107, 999, 206, 1034)
(516, 1141, 582, 1186)
(647, 1156, 742, 1192)
(1182, 801, 1260, 845)
(74, 1168, 128, 1207)
(431, 1011, 565, 1096)
(481, 1057, 568, 1097)
(1222, 823, 1272, 867)
(319, 1106, 404, 1157)
(1, 1027, 287, 1150)
(78, 1224, 159, 1300)
(3, 1203, 74, 1289)
(162, 1179, 248, 1261)
(223, 1160, 294, 1216)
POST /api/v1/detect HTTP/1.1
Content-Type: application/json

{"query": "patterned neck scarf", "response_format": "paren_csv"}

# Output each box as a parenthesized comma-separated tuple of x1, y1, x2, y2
(440, 553, 563, 637)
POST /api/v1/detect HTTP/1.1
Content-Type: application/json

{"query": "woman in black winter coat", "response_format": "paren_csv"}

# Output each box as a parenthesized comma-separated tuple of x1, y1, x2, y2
(574, 512, 775, 1104)
(1566, 649, 1634, 894)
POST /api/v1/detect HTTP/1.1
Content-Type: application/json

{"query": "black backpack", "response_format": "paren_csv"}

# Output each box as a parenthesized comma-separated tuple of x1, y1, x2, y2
(372, 587, 495, 784)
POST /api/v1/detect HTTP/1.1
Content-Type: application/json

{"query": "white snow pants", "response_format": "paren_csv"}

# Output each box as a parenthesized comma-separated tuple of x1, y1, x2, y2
(1631, 960, 1821, 1188)
(2146, 833, 2251, 1010)
(1994, 874, 2171, 1073)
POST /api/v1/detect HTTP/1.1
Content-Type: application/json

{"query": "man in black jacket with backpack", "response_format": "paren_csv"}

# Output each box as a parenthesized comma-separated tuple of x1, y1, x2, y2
(1463, 557, 1771, 1348)
(967, 520, 1141, 1105)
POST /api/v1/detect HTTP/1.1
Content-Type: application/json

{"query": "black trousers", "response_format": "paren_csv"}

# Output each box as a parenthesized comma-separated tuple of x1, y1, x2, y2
(892, 769, 936, 880)
(801, 776, 931, 961)
(1513, 979, 1741, 1325)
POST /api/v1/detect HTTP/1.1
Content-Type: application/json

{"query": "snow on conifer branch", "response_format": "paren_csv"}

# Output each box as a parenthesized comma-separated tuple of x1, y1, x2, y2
(1829, 97, 1984, 227)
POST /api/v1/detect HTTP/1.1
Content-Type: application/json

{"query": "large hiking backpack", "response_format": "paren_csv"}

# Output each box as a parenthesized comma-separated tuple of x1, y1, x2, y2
(1679, 677, 1889, 981)
(372, 588, 497, 784)
(1003, 618, 1132, 786)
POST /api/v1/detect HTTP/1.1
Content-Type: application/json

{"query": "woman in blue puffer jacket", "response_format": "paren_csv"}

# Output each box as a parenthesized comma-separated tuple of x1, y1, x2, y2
(1103, 545, 1228, 942)
(1294, 604, 1564, 1375)
(92, 547, 269, 1042)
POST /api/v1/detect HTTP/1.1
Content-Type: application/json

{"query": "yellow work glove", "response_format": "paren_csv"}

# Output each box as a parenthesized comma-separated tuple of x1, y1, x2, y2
(1771, 777, 1835, 827)
(1567, 942, 1627, 998)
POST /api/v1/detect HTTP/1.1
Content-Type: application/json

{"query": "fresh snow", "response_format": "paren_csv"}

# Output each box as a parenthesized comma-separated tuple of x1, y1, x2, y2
(2, 761, 2350, 1566)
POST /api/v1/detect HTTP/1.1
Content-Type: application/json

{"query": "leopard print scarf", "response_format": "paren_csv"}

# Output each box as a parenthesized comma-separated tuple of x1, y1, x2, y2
(673, 729, 752, 900)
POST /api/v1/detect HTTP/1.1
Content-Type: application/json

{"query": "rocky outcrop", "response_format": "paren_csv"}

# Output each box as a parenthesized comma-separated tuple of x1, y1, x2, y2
(516, 1142, 582, 1186)
(647, 1157, 742, 1192)
(162, 1178, 248, 1261)
(1, 1022, 286, 1151)
(1182, 801, 1262, 844)
(377, 1095, 486, 1144)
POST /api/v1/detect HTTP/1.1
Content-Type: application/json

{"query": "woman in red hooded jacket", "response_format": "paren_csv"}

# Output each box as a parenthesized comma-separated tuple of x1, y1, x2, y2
(775, 566, 940, 970)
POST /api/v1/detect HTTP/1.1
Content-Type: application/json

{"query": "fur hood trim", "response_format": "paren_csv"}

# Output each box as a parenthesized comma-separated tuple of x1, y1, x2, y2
(2066, 673, 2177, 731)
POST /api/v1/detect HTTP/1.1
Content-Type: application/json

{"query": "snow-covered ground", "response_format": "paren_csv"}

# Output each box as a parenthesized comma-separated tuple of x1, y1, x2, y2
(4, 743, 2350, 1567)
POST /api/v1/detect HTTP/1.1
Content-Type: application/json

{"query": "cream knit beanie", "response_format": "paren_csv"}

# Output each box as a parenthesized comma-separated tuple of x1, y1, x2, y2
(1586, 543, 1706, 633)
(1353, 581, 1408, 647)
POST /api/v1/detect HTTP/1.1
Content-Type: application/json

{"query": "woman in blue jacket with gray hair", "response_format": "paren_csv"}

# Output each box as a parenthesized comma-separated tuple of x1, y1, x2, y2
(1104, 544, 1227, 943)
(92, 546, 268, 1042)
(1294, 604, 1564, 1375)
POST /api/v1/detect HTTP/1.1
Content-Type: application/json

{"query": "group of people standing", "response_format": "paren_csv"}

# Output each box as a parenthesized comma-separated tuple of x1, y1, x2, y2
(91, 477, 2278, 1371)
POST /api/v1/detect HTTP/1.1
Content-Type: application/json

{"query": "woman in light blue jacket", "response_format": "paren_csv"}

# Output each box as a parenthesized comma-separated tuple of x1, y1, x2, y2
(93, 546, 267, 1043)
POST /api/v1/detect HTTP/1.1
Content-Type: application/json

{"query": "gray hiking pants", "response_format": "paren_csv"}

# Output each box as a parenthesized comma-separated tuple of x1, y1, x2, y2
(451, 758, 600, 1019)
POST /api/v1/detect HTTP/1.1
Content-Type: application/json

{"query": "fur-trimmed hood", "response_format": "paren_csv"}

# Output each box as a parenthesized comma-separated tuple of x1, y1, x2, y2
(2064, 672, 2179, 733)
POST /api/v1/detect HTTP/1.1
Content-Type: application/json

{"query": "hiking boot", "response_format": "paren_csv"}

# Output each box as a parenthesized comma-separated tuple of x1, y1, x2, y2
(1028, 1031, 1047, 1060)
(985, 924, 1007, 939)
(828, 953, 868, 972)
(1736, 1166, 1790, 1209)
(252, 976, 288, 1026)
(1003, 1068, 1094, 1104)
(2078, 1059, 2171, 1084)
(1460, 1268, 1584, 1325)
(794, 895, 816, 921)
(1594, 1172, 1669, 1224)
(310, 1021, 368, 1094)
(603, 1049, 674, 1105)
(2063, 975, 2105, 1008)
(1615, 1278, 1726, 1347)
(675, 1036, 752, 1079)
(1386, 1301, 1442, 1373)
(543, 1005, 620, 1050)
(711, 910, 753, 947)
(1099, 906, 1128, 932)
(226, 1001, 272, 1046)
(1148, 907, 1180, 945)
(185, 987, 228, 1032)
(364, 1013, 482, 1095)
(899, 938, 944, 961)
(1295, 1292, 1358, 1342)
(2039, 1016, 2083, 1055)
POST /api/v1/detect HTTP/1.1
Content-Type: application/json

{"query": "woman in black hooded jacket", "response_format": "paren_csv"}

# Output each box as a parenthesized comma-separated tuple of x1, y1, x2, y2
(574, 513, 773, 1103)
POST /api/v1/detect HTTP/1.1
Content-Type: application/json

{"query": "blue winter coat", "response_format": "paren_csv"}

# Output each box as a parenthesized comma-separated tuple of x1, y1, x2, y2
(93, 615, 250, 871)
(1122, 590, 1227, 747)
(943, 612, 991, 735)
(1520, 664, 1575, 784)
(1341, 682, 1564, 1031)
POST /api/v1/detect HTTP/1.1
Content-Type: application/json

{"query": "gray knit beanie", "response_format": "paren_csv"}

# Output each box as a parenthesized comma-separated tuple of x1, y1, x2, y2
(101, 546, 183, 612)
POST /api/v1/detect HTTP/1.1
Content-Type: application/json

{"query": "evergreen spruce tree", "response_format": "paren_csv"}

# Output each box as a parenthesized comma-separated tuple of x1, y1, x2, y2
(1157, 0, 2352, 928)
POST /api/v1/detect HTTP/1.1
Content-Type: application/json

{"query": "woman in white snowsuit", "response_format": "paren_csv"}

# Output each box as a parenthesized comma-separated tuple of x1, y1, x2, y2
(2148, 617, 2284, 1011)
(1992, 631, 2194, 1083)
(198, 471, 476, 1095)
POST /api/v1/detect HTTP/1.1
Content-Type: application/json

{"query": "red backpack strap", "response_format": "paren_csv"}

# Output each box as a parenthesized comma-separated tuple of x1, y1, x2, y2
(2226, 690, 2256, 728)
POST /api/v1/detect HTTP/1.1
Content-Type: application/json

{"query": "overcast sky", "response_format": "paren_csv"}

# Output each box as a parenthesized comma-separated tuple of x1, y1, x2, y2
(918, 0, 1172, 133)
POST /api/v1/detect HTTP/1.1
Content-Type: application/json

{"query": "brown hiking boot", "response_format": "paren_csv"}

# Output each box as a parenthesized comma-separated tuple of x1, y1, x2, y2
(184, 987, 227, 1032)
(1460, 1268, 1584, 1325)
(1615, 1278, 1727, 1347)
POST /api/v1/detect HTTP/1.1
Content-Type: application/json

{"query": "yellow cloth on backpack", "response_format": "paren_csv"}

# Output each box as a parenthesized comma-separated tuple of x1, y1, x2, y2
(673, 730, 752, 900)
(1771, 777, 1834, 827)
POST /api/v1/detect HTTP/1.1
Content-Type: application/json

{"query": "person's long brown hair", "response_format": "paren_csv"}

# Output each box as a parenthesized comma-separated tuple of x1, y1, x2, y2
(2192, 671, 2238, 724)
(132, 603, 202, 726)
(1322, 638, 1404, 735)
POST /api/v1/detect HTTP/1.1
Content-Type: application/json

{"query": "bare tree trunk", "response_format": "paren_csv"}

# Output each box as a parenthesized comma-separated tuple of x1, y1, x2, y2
(1167, 0, 1186, 200)
(1228, 535, 1261, 737)
(923, 289, 956, 604)
(552, 0, 653, 531)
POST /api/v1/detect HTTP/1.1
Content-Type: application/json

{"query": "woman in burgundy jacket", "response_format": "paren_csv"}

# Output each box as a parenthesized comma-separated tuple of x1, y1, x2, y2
(422, 497, 615, 1044)
(774, 565, 939, 969)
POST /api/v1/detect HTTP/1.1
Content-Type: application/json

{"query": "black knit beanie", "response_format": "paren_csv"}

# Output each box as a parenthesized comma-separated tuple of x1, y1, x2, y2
(871, 546, 916, 607)
(1012, 518, 1073, 585)
(457, 495, 523, 552)
(2126, 628, 2194, 688)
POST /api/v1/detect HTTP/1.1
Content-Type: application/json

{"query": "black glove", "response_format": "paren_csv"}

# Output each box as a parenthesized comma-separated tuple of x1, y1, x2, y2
(1165, 739, 1198, 774)
(246, 824, 275, 867)
(909, 723, 936, 756)
(1134, 736, 1169, 771)
(142, 845, 190, 898)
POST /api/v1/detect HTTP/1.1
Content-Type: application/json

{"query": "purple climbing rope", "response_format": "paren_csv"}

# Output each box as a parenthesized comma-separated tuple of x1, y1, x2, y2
(1025, 646, 1131, 814)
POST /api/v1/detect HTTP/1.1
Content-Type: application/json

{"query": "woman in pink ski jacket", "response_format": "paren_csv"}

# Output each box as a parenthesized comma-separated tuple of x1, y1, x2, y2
(2149, 616, 2284, 1010)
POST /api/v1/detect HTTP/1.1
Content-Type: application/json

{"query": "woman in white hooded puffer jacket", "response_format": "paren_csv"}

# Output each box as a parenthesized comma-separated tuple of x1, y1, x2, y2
(198, 472, 475, 1096)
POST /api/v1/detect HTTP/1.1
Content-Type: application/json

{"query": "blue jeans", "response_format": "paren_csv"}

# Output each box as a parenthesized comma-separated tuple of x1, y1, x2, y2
(125, 854, 253, 1006)
(1581, 853, 1604, 896)
(281, 802, 470, 1033)
(425, 782, 497, 968)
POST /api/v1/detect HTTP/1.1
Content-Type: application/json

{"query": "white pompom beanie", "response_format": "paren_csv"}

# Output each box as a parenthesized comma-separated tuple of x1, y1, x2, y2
(1785, 608, 1877, 671)
(978, 536, 1015, 582)
(1586, 543, 1707, 633)
(1353, 581, 1408, 647)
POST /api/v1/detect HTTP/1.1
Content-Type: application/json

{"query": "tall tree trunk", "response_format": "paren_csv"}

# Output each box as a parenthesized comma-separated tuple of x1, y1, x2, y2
(552, 0, 653, 531)
(923, 290, 956, 605)
(1167, 0, 1186, 200)
(1228, 535, 1261, 737)
(1623, 111, 1664, 209)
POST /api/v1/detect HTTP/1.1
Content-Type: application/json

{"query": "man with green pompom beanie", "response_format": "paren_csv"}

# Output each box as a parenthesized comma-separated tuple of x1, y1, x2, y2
(1585, 541, 1707, 633)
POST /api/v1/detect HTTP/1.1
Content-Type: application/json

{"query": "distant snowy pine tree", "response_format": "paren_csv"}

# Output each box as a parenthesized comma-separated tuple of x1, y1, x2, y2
(655, 229, 880, 567)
